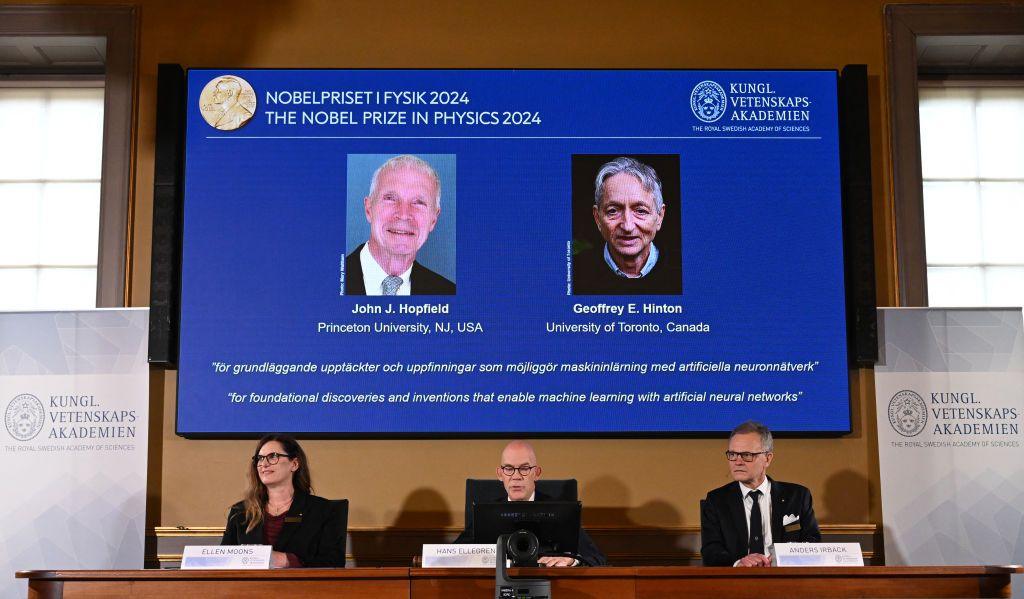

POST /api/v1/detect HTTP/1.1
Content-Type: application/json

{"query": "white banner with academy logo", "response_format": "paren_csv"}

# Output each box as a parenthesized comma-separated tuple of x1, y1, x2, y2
(0, 309, 148, 598)
(874, 308, 1023, 584)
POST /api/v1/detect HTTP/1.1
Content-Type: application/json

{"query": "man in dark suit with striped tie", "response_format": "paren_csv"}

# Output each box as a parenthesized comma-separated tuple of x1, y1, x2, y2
(700, 421, 821, 567)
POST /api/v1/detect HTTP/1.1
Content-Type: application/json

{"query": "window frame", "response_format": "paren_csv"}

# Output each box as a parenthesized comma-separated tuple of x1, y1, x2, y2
(0, 6, 139, 307)
(884, 4, 1024, 306)
(917, 80, 1024, 306)
(0, 80, 107, 310)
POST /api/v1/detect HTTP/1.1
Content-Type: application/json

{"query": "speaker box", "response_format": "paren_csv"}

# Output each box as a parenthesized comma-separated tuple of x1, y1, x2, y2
(148, 64, 185, 366)
(838, 65, 878, 366)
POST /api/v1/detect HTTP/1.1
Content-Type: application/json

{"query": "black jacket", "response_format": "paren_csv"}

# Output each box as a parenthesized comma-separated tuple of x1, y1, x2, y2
(453, 490, 608, 566)
(700, 477, 821, 566)
(344, 243, 455, 295)
(221, 491, 346, 567)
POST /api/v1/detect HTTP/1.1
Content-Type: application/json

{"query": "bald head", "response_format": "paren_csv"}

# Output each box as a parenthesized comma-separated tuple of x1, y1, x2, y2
(501, 440, 537, 464)
(497, 440, 542, 501)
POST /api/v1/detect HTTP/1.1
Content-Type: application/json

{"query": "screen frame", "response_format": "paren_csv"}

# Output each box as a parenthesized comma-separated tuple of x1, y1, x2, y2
(472, 500, 581, 556)
(173, 66, 860, 440)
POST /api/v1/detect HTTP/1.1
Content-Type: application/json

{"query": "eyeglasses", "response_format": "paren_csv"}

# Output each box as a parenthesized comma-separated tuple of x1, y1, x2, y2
(500, 465, 537, 477)
(252, 452, 291, 466)
(725, 450, 769, 462)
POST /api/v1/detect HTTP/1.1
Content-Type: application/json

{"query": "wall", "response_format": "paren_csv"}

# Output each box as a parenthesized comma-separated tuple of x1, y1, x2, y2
(121, 0, 903, 532)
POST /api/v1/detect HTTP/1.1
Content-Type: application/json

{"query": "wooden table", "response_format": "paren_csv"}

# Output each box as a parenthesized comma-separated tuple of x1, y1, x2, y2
(16, 568, 410, 599)
(413, 566, 1022, 598)
(18, 565, 1022, 598)
(635, 566, 1023, 598)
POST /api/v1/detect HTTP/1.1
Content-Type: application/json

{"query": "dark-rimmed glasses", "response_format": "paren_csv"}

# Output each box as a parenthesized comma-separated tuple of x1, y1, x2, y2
(500, 465, 537, 477)
(725, 450, 769, 462)
(253, 452, 291, 466)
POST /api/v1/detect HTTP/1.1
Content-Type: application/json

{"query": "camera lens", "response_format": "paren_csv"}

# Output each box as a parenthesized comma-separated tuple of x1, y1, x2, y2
(506, 529, 539, 566)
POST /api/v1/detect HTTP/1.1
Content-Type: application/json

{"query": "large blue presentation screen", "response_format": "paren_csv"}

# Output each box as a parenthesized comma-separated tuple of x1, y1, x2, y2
(177, 69, 851, 436)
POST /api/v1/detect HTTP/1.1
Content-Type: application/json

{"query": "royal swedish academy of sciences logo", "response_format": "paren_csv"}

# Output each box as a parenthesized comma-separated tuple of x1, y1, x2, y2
(5, 393, 45, 441)
(690, 80, 728, 123)
(888, 390, 928, 437)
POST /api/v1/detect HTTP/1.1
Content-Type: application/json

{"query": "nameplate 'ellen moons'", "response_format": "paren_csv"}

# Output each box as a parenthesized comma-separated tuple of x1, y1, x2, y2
(181, 545, 272, 569)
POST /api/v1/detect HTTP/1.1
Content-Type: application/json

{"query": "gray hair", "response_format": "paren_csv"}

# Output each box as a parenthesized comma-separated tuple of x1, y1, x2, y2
(730, 420, 773, 453)
(593, 156, 664, 211)
(368, 154, 441, 210)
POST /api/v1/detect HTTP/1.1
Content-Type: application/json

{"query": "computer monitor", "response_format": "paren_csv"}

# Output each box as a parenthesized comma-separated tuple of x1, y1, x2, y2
(472, 501, 581, 556)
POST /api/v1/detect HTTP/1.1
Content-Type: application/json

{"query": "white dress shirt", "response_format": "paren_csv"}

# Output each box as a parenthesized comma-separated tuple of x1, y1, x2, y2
(735, 478, 772, 565)
(359, 244, 412, 295)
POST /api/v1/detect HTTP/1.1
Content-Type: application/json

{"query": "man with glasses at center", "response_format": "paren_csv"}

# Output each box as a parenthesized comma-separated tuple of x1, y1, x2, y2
(700, 420, 821, 567)
(454, 440, 607, 566)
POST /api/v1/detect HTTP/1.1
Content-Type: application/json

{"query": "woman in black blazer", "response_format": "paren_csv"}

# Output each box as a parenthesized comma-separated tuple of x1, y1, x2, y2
(221, 434, 345, 567)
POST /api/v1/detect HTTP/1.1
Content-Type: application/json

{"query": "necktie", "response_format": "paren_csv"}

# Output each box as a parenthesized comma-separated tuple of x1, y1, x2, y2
(748, 489, 764, 555)
(382, 276, 403, 295)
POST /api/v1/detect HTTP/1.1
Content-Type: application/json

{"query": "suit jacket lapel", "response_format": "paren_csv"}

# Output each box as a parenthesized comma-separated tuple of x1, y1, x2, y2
(348, 244, 367, 295)
(273, 491, 308, 551)
(240, 518, 263, 545)
(726, 482, 748, 555)
(769, 478, 784, 544)
(409, 261, 422, 295)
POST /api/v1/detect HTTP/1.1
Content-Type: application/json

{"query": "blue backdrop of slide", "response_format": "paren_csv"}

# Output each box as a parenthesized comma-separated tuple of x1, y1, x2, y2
(177, 69, 850, 436)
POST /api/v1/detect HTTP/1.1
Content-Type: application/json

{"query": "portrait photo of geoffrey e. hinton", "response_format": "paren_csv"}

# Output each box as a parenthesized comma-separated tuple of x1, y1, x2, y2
(571, 154, 682, 295)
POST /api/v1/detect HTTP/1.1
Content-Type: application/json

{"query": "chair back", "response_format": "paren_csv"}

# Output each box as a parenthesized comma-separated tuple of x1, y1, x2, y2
(329, 499, 349, 567)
